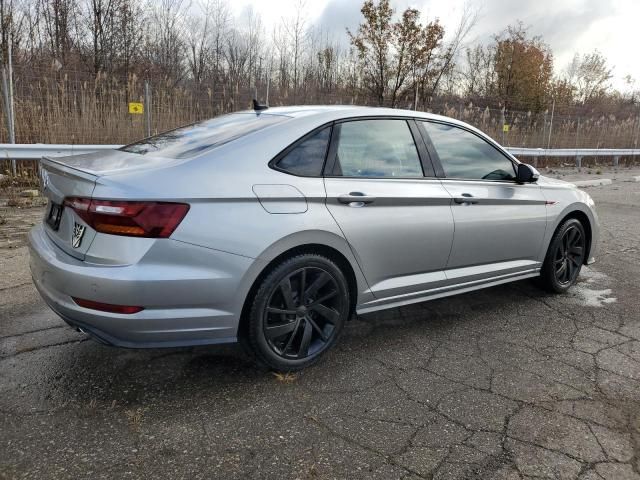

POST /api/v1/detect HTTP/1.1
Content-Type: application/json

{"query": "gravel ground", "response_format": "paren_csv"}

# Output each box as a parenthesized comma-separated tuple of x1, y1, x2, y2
(1, 172, 640, 479)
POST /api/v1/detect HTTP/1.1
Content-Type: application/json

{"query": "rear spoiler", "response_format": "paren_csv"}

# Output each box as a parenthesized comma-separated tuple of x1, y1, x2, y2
(41, 156, 100, 182)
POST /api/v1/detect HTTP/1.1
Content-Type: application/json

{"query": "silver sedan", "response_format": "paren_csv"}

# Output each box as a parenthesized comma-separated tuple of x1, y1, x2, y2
(29, 106, 599, 371)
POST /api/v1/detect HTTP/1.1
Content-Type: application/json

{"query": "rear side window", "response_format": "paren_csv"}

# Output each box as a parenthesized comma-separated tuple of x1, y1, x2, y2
(275, 127, 331, 176)
(422, 122, 516, 181)
(332, 120, 423, 177)
(121, 113, 286, 159)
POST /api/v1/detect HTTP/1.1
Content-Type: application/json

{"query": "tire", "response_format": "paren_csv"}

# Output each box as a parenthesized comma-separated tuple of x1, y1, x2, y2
(540, 218, 587, 293)
(246, 253, 350, 372)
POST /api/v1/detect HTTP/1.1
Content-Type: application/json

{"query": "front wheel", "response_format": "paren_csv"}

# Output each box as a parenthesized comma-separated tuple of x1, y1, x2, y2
(540, 218, 586, 293)
(246, 253, 350, 371)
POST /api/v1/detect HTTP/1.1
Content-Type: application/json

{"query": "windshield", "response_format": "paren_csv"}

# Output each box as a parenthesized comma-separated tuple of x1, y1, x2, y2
(121, 113, 286, 159)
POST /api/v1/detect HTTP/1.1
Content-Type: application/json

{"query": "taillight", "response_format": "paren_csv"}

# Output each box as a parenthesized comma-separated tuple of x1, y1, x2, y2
(63, 198, 189, 238)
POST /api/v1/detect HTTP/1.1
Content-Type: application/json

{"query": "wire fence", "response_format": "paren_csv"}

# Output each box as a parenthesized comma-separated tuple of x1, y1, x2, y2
(1, 69, 640, 168)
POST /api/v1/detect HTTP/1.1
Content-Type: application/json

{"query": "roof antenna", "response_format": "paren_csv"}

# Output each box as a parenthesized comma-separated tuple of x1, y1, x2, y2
(252, 98, 268, 112)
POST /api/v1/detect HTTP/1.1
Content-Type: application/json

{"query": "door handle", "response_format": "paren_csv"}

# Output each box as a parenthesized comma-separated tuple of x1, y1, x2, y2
(453, 193, 479, 205)
(338, 192, 376, 206)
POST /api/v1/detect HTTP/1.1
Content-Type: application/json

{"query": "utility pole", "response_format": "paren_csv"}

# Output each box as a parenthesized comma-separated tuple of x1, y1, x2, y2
(144, 81, 152, 137)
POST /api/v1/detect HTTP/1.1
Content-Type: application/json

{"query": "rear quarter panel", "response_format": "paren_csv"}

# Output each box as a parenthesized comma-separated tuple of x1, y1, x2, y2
(90, 118, 373, 308)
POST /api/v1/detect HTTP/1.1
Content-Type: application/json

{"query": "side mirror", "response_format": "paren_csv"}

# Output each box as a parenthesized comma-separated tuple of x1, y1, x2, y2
(516, 163, 539, 184)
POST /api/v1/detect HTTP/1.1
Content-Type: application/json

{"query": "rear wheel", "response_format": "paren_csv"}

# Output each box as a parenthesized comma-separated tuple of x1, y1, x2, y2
(540, 218, 586, 293)
(247, 254, 350, 371)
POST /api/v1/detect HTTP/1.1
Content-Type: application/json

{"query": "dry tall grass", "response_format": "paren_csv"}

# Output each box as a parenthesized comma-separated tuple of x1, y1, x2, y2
(1, 70, 639, 172)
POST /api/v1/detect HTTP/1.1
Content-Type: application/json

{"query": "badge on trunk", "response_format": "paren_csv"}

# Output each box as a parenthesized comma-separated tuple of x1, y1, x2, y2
(40, 168, 50, 194)
(72, 222, 86, 248)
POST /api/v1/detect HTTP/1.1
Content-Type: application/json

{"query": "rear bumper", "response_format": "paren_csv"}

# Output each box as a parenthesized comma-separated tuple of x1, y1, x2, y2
(28, 224, 254, 347)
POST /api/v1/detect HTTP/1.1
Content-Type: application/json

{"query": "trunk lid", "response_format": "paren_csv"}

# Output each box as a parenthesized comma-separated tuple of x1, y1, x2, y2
(39, 149, 177, 260)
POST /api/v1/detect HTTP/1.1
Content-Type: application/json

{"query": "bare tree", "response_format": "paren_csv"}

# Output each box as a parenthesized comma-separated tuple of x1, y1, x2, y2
(39, 0, 81, 65)
(116, 0, 145, 78)
(186, 0, 214, 85)
(146, 0, 188, 81)
(566, 51, 613, 104)
(282, 0, 308, 103)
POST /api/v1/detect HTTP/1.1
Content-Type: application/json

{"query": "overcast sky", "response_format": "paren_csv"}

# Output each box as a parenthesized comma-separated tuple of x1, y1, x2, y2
(230, 0, 637, 91)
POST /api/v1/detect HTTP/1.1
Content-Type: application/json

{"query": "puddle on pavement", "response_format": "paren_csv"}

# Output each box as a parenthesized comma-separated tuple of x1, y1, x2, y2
(569, 267, 617, 307)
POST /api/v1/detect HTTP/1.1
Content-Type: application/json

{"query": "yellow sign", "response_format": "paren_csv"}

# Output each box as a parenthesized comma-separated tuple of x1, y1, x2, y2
(128, 102, 144, 114)
(502, 124, 510, 132)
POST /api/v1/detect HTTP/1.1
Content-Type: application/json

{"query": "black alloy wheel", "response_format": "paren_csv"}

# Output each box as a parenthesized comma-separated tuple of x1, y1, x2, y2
(553, 224, 584, 285)
(247, 254, 350, 371)
(540, 218, 586, 293)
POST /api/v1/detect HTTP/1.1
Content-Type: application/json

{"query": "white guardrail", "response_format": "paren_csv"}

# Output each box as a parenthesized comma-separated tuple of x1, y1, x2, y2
(0, 144, 121, 160)
(1, 144, 639, 165)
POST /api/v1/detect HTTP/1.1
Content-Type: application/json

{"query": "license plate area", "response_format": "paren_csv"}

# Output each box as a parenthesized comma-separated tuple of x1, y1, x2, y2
(46, 202, 64, 231)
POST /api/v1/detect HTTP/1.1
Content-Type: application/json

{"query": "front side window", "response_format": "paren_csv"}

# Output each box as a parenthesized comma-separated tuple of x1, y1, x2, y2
(332, 120, 423, 177)
(422, 122, 516, 181)
(121, 113, 286, 159)
(275, 127, 331, 176)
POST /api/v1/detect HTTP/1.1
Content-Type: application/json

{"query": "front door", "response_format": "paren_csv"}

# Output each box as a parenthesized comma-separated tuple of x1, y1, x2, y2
(323, 118, 455, 300)
(418, 120, 547, 280)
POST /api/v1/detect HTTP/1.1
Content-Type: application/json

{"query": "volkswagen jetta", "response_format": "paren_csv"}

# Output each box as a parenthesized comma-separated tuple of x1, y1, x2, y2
(29, 105, 599, 371)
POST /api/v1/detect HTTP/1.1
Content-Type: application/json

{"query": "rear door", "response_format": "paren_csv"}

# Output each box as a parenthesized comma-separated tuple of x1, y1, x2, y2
(418, 120, 547, 277)
(323, 118, 455, 300)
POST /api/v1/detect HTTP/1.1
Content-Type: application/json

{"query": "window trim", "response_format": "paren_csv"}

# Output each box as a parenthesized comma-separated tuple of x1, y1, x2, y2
(417, 119, 520, 183)
(322, 116, 437, 180)
(268, 122, 335, 177)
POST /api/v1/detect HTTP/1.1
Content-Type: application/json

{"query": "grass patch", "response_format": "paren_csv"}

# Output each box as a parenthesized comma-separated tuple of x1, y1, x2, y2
(272, 372, 298, 383)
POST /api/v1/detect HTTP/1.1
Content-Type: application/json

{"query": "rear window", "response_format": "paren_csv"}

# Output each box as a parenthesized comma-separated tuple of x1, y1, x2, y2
(121, 113, 286, 159)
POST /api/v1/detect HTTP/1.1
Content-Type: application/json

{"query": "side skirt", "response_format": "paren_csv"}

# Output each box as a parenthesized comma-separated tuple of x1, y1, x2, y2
(356, 268, 540, 315)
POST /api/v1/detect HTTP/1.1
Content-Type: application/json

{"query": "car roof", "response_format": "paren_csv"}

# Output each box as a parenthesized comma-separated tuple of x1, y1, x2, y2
(235, 105, 464, 126)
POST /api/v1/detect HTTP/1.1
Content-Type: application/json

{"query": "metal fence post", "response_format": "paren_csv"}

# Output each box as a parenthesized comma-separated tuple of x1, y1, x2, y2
(144, 81, 152, 137)
(576, 156, 582, 169)
(613, 156, 619, 168)
(547, 98, 555, 148)
(1, 67, 16, 175)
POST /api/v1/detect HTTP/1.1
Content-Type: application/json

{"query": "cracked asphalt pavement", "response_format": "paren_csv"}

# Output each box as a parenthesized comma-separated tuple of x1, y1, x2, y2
(1, 178, 640, 479)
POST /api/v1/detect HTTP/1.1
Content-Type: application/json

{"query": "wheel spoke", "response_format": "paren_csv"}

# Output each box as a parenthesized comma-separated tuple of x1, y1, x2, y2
(572, 231, 582, 248)
(304, 272, 330, 301)
(556, 261, 567, 278)
(307, 317, 329, 341)
(566, 259, 574, 281)
(282, 319, 301, 353)
(299, 268, 307, 303)
(265, 319, 298, 340)
(267, 307, 297, 316)
(296, 321, 313, 358)
(308, 290, 337, 307)
(279, 277, 296, 309)
(569, 246, 583, 256)
(310, 303, 339, 324)
(569, 255, 582, 268)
